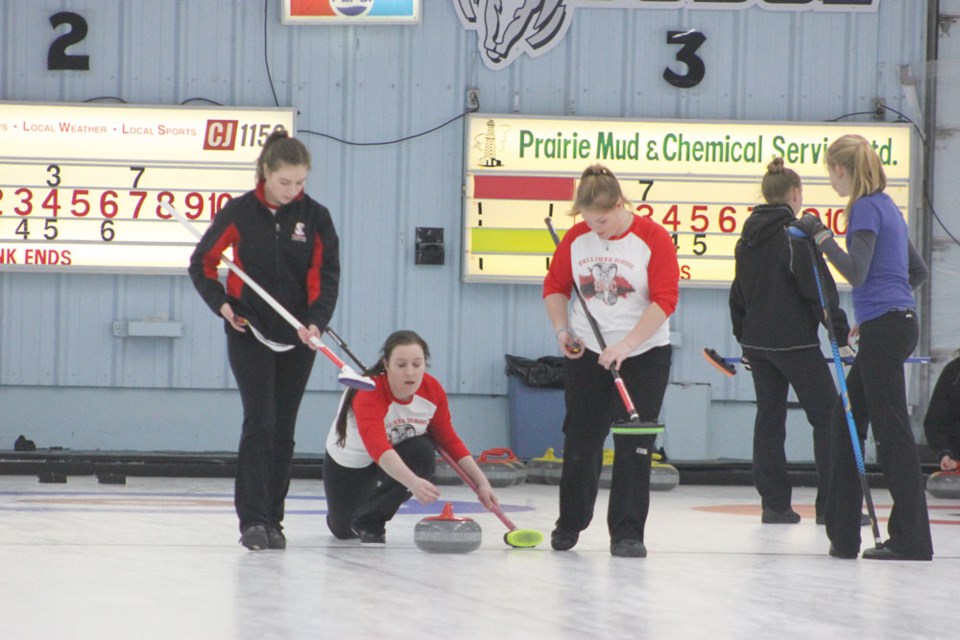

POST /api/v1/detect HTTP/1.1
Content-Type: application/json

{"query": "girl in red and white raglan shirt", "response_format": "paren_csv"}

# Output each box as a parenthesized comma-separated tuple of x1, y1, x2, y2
(544, 164, 679, 558)
(323, 330, 498, 543)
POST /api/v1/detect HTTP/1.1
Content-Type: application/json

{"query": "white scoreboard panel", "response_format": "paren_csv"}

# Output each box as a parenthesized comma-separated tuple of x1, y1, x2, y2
(462, 114, 913, 286)
(0, 102, 296, 273)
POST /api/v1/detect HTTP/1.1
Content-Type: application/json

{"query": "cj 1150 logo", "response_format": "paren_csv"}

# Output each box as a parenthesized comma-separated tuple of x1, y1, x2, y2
(203, 121, 288, 151)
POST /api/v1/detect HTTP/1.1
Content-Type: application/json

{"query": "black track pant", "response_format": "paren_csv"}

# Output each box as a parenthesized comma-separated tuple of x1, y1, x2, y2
(745, 347, 836, 516)
(825, 310, 933, 558)
(324, 435, 436, 539)
(228, 329, 315, 532)
(557, 345, 671, 543)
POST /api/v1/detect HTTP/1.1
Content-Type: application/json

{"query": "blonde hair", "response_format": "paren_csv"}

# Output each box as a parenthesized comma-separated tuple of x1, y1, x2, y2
(826, 134, 886, 220)
(761, 157, 801, 205)
(569, 164, 630, 215)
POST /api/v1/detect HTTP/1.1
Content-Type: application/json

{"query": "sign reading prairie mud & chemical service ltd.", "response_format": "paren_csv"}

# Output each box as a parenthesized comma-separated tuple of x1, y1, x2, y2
(462, 113, 911, 286)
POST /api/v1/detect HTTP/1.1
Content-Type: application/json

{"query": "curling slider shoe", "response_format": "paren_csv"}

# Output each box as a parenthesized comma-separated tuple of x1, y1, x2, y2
(337, 365, 377, 391)
(702, 348, 736, 377)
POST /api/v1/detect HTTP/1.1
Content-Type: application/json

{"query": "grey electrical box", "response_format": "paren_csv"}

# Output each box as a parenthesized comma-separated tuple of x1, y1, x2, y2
(415, 227, 444, 265)
(113, 321, 183, 338)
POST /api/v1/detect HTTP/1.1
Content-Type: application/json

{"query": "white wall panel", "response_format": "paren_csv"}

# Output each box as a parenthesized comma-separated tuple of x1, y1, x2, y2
(0, 0, 935, 455)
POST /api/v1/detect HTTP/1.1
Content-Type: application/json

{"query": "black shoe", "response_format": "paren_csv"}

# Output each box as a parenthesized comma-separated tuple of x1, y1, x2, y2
(327, 515, 359, 540)
(828, 544, 858, 559)
(761, 507, 801, 524)
(240, 524, 269, 551)
(351, 525, 386, 544)
(267, 527, 287, 550)
(550, 528, 579, 551)
(610, 539, 647, 558)
(862, 543, 931, 561)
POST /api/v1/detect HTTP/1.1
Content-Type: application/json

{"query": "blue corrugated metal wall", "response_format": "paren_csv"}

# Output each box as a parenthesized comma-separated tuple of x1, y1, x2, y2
(0, 0, 933, 456)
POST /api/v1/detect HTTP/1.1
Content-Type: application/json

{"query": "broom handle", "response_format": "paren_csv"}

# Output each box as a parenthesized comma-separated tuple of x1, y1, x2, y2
(163, 202, 358, 371)
(435, 445, 518, 532)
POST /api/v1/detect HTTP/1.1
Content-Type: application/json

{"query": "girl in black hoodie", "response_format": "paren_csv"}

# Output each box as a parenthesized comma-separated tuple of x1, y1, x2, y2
(729, 157, 850, 524)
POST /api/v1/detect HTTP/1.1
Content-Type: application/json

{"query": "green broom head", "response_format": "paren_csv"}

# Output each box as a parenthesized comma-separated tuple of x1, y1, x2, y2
(503, 528, 544, 548)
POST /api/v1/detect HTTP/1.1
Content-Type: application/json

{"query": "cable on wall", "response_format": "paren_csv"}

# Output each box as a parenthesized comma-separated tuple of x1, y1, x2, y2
(829, 104, 957, 247)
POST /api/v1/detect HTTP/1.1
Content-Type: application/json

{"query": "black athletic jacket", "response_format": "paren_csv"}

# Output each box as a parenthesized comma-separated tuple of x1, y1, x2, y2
(924, 357, 960, 463)
(729, 204, 849, 352)
(188, 184, 340, 345)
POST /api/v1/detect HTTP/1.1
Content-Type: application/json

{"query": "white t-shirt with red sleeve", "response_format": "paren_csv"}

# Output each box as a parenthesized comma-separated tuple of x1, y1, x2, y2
(324, 371, 471, 469)
(543, 214, 679, 357)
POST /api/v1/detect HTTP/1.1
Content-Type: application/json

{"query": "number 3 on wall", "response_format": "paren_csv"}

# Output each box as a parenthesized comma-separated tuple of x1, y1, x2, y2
(48, 11, 89, 71)
(664, 30, 706, 89)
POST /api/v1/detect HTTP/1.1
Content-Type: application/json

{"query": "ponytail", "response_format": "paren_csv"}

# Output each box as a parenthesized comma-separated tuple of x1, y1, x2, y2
(761, 156, 801, 205)
(826, 134, 886, 220)
(255, 129, 311, 183)
(334, 360, 386, 448)
(569, 164, 630, 215)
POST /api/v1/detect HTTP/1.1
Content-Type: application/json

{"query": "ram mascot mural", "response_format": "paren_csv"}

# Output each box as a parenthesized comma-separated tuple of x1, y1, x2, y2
(455, 0, 569, 70)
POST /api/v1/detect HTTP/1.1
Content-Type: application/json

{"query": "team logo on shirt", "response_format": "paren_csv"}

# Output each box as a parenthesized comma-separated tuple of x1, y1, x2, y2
(579, 262, 634, 305)
(388, 423, 417, 445)
(292, 222, 307, 243)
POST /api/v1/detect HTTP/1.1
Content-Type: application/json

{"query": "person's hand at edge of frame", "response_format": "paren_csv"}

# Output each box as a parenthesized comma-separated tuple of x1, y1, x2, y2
(599, 340, 633, 371)
(220, 302, 248, 333)
(556, 328, 585, 359)
(408, 476, 441, 505)
(794, 213, 833, 245)
(940, 454, 959, 472)
(298, 324, 322, 350)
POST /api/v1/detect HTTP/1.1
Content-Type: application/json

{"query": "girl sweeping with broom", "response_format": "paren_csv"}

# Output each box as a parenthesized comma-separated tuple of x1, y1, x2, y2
(323, 330, 498, 544)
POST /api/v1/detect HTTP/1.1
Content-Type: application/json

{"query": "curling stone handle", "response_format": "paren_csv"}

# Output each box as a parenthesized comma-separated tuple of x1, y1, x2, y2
(478, 448, 517, 463)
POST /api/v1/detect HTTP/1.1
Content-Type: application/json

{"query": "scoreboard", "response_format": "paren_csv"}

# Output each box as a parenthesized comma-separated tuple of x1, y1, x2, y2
(0, 101, 295, 273)
(462, 114, 913, 286)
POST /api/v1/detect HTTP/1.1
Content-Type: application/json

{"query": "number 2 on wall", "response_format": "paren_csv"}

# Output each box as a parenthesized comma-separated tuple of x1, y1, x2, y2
(48, 11, 89, 71)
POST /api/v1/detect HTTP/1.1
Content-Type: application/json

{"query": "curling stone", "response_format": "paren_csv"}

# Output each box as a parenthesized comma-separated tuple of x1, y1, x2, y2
(477, 449, 519, 488)
(481, 447, 527, 485)
(413, 502, 482, 554)
(926, 470, 960, 499)
(599, 448, 615, 489)
(97, 472, 126, 485)
(526, 448, 563, 485)
(650, 453, 680, 491)
(431, 456, 464, 485)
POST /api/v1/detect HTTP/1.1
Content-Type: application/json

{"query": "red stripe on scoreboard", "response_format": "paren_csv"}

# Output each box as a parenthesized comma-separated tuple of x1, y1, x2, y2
(474, 175, 575, 201)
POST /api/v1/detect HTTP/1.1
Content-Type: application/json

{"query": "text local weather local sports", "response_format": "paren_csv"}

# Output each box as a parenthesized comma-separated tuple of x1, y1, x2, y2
(518, 130, 899, 165)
